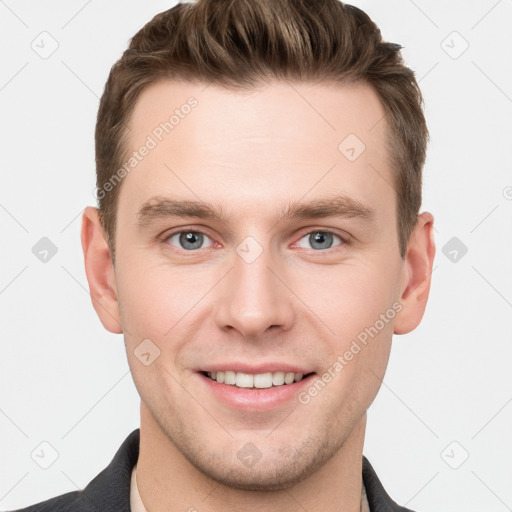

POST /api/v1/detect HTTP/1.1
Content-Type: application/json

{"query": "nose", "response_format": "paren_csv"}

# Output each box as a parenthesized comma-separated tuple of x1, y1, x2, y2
(214, 240, 296, 341)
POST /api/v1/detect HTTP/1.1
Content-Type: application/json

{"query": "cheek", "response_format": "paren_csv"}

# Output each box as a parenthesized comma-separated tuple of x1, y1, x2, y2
(293, 260, 400, 337)
(126, 351, 184, 427)
(115, 257, 218, 382)
(291, 259, 399, 392)
(115, 255, 201, 337)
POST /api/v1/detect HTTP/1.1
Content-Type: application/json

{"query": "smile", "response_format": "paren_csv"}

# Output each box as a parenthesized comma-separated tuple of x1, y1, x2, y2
(203, 370, 311, 388)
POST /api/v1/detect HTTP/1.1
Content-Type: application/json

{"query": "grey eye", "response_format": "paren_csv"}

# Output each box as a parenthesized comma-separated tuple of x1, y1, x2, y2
(296, 231, 342, 250)
(167, 231, 213, 251)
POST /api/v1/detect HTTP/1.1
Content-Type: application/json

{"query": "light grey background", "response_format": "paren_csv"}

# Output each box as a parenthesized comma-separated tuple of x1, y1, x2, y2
(1, 1, 511, 510)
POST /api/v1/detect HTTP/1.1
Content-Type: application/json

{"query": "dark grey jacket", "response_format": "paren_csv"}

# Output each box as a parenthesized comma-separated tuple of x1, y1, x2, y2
(8, 429, 416, 512)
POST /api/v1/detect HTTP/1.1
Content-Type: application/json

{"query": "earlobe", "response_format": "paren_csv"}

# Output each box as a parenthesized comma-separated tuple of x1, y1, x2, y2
(394, 212, 436, 335)
(81, 206, 123, 334)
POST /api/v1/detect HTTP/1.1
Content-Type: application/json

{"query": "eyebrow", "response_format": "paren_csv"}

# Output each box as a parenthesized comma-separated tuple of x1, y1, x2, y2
(136, 194, 375, 228)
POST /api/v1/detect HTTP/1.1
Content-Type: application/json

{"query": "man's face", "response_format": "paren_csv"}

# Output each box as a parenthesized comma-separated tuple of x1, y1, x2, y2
(114, 79, 406, 489)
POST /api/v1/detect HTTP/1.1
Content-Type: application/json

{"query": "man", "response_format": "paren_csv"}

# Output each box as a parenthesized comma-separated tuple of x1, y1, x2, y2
(11, 0, 435, 510)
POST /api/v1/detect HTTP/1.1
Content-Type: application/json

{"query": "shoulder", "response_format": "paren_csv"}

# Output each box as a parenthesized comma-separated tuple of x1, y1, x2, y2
(7, 490, 91, 512)
(362, 456, 417, 512)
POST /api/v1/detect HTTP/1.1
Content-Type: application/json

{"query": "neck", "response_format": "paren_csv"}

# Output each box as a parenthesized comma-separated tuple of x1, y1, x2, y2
(136, 403, 366, 512)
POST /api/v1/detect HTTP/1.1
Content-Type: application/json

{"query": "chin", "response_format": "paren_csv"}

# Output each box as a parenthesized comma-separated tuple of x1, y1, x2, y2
(192, 456, 320, 491)
(176, 433, 339, 492)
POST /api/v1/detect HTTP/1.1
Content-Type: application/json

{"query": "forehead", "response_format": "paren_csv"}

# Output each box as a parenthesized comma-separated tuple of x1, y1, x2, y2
(118, 78, 393, 224)
(128, 78, 387, 150)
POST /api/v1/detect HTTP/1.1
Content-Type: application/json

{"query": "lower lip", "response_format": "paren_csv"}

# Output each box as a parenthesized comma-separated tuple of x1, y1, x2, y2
(197, 372, 316, 412)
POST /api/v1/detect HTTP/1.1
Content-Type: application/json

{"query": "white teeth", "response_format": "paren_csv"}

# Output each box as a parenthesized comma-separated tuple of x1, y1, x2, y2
(284, 372, 295, 384)
(236, 372, 253, 388)
(272, 371, 285, 386)
(253, 372, 273, 388)
(224, 370, 236, 385)
(206, 370, 307, 388)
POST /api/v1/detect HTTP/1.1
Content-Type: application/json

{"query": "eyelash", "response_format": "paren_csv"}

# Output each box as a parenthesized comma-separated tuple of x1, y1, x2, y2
(161, 227, 350, 253)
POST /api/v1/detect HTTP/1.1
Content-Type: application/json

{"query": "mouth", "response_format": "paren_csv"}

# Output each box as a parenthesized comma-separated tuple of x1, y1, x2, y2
(196, 364, 317, 411)
(200, 370, 315, 389)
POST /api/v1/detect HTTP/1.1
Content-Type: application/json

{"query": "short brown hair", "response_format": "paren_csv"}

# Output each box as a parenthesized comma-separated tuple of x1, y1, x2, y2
(95, 0, 428, 262)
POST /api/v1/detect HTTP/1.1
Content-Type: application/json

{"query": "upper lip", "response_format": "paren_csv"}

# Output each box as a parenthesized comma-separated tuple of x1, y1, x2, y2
(198, 363, 314, 374)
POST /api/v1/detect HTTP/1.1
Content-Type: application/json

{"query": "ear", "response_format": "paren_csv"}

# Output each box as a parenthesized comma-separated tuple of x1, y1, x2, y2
(81, 206, 123, 334)
(394, 211, 436, 335)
